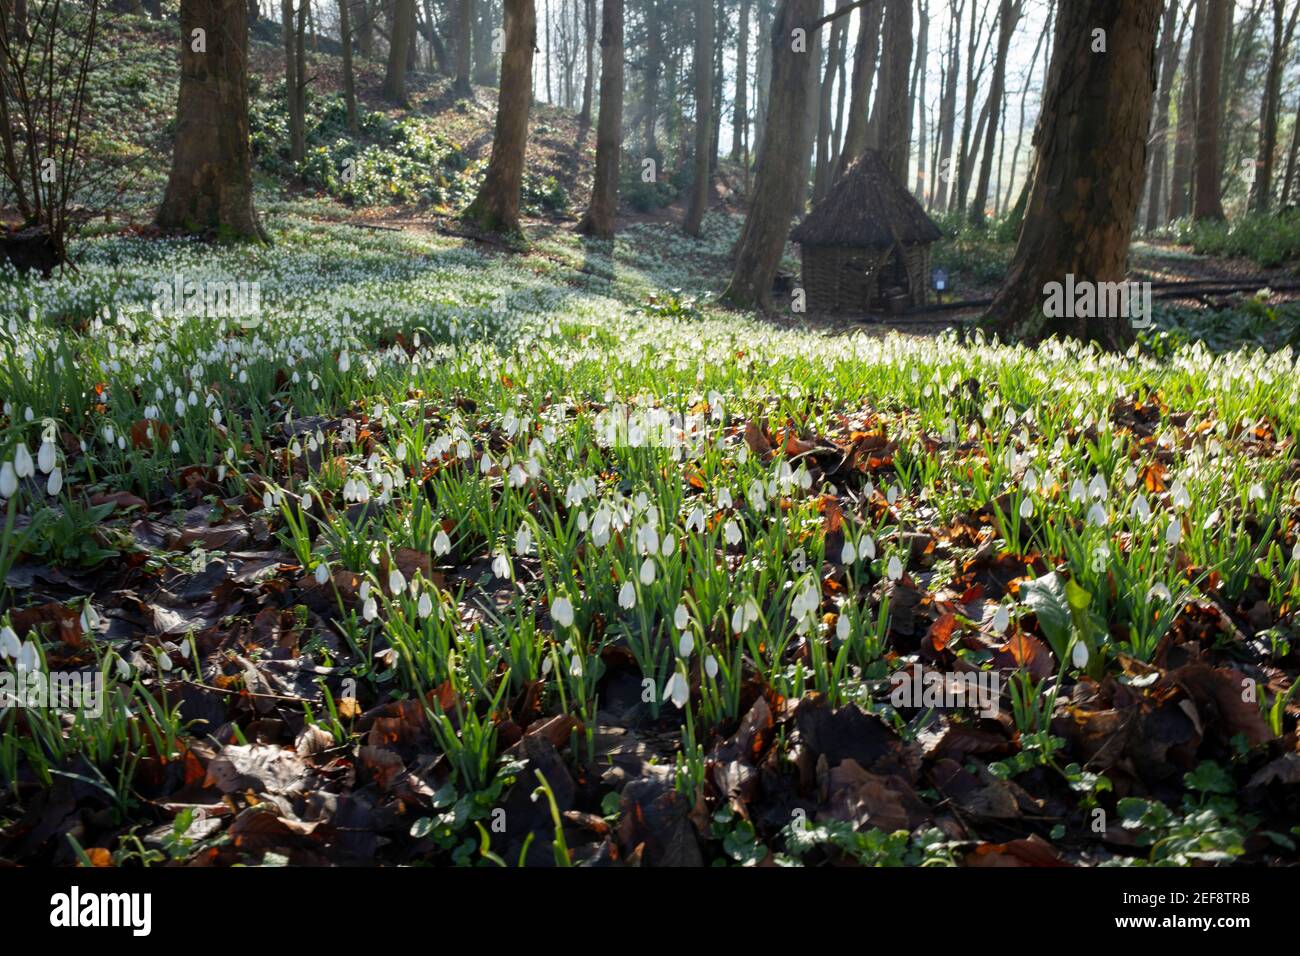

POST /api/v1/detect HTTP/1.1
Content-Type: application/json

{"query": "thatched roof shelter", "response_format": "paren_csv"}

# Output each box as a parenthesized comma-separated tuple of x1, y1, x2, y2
(791, 150, 944, 313)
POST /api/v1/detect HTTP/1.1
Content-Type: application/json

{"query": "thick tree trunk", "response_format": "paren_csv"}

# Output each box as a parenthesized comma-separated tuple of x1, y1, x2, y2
(384, 0, 415, 104)
(834, 0, 881, 180)
(753, 0, 773, 157)
(731, 0, 750, 162)
(1193, 0, 1229, 220)
(357, 0, 374, 57)
(969, 0, 1020, 227)
(867, 0, 912, 183)
(721, 0, 819, 310)
(462, 0, 535, 234)
(157, 0, 265, 241)
(577, 0, 595, 132)
(576, 0, 622, 238)
(683, 0, 713, 237)
(980, 0, 1160, 350)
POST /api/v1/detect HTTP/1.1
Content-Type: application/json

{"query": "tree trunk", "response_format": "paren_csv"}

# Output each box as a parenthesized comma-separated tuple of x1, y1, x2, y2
(753, 0, 773, 157)
(683, 0, 713, 237)
(1144, 0, 1185, 232)
(722, 0, 820, 310)
(157, 0, 266, 241)
(577, 0, 622, 238)
(980, 0, 1161, 350)
(462, 0, 535, 234)
(643, 0, 662, 161)
(1251, 0, 1298, 211)
(338, 0, 358, 132)
(834, 0, 881, 180)
(867, 0, 912, 183)
(473, 0, 494, 84)
(813, 0, 848, 203)
(1284, 94, 1300, 206)
(282, 0, 305, 164)
(455, 0, 472, 93)
(1169, 0, 1203, 221)
(357, 0, 374, 57)
(1193, 0, 1229, 220)
(730, 0, 750, 162)
(933, 0, 962, 211)
(577, 0, 595, 132)
(954, 0, 985, 214)
(969, 0, 1021, 227)
(384, 0, 415, 104)
(912, 0, 928, 201)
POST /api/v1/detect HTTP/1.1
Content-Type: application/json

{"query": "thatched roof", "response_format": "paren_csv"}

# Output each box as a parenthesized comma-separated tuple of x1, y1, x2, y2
(791, 150, 943, 248)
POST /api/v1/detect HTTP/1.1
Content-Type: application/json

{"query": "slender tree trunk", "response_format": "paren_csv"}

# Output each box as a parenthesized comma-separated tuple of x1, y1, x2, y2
(683, 0, 714, 236)
(357, 0, 373, 56)
(981, 0, 1161, 350)
(577, 0, 595, 132)
(969, 0, 1020, 227)
(1193, 0, 1229, 219)
(753, 0, 774, 157)
(722, 0, 820, 310)
(835, 0, 882, 179)
(1144, 0, 1185, 231)
(1251, 0, 1299, 211)
(463, 0, 535, 234)
(643, 0, 661, 161)
(954, 0, 984, 214)
(912, 0, 928, 201)
(282, 0, 305, 163)
(384, 0, 415, 104)
(1170, 0, 1204, 221)
(455, 0, 472, 93)
(934, 0, 962, 211)
(731, 0, 750, 162)
(472, 0, 494, 84)
(158, 0, 265, 240)
(1284, 95, 1300, 205)
(338, 0, 358, 132)
(868, 0, 912, 183)
(813, 0, 848, 203)
(577, 0, 622, 238)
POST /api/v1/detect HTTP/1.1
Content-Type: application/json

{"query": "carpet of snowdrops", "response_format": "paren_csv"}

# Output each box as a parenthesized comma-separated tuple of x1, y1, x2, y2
(0, 209, 1298, 867)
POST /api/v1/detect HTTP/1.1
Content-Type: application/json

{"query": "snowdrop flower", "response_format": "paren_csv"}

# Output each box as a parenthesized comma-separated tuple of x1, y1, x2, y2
(569, 655, 584, 678)
(1071, 641, 1089, 669)
(514, 523, 533, 556)
(887, 555, 904, 581)
(1170, 481, 1191, 509)
(16, 639, 39, 672)
(674, 604, 689, 630)
(362, 597, 378, 621)
(1165, 520, 1182, 547)
(1131, 495, 1151, 523)
(13, 443, 32, 478)
(1069, 478, 1086, 503)
(747, 480, 766, 510)
(338, 350, 351, 372)
(314, 562, 330, 585)
(1292, 540, 1300, 563)
(46, 468, 62, 497)
(79, 603, 100, 633)
(1146, 583, 1172, 603)
(661, 532, 675, 556)
(0, 625, 19, 660)
(841, 540, 857, 564)
(724, 519, 741, 546)
(492, 552, 511, 579)
(433, 529, 451, 556)
(665, 671, 689, 709)
(1019, 497, 1034, 519)
(388, 568, 406, 595)
(417, 592, 434, 618)
(37, 440, 55, 474)
(731, 599, 760, 634)
(836, 612, 851, 642)
(1086, 502, 1109, 526)
(860, 536, 876, 560)
(716, 487, 732, 510)
(704, 655, 719, 679)
(992, 605, 1011, 634)
(552, 596, 574, 628)
(618, 580, 636, 609)
(1248, 482, 1265, 503)
(686, 506, 705, 534)
(678, 632, 694, 657)
(1087, 475, 1108, 500)
(0, 462, 16, 498)
(639, 557, 656, 585)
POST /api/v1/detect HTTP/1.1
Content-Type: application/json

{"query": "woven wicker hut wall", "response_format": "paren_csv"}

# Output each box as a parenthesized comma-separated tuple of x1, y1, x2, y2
(791, 151, 943, 313)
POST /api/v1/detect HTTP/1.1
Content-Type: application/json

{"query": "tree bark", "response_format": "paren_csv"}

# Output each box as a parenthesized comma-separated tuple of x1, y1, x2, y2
(1251, 0, 1299, 211)
(281, 0, 305, 163)
(384, 0, 415, 104)
(1193, 0, 1229, 219)
(455, 0, 472, 93)
(813, 0, 848, 203)
(969, 0, 1021, 227)
(731, 0, 750, 162)
(1169, 0, 1203, 220)
(577, 0, 622, 238)
(933, 0, 962, 211)
(472, 0, 494, 84)
(683, 0, 714, 236)
(834, 0, 881, 180)
(722, 0, 820, 310)
(577, 0, 595, 132)
(338, 0, 358, 132)
(867, 0, 912, 183)
(1144, 0, 1186, 232)
(1284, 94, 1300, 206)
(980, 0, 1161, 350)
(642, 0, 662, 161)
(462, 0, 535, 234)
(912, 0, 928, 201)
(157, 0, 265, 241)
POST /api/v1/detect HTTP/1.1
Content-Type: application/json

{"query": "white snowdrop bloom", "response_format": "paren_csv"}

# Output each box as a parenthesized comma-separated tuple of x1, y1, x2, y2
(492, 552, 511, 579)
(314, 563, 330, 585)
(0, 625, 19, 660)
(1071, 641, 1090, 669)
(1123, 467, 1138, 488)
(665, 671, 689, 709)
(569, 655, 584, 678)
(1171, 481, 1191, 509)
(747, 480, 766, 510)
(618, 581, 636, 609)
(480, 452, 493, 475)
(388, 568, 406, 595)
(362, 597, 378, 621)
(115, 656, 131, 680)
(716, 487, 733, 509)
(1249, 482, 1265, 502)
(457, 440, 471, 459)
(1019, 497, 1034, 519)
(170, 440, 180, 454)
(338, 350, 351, 372)
(678, 632, 694, 658)
(13, 443, 32, 478)
(103, 425, 115, 444)
(992, 605, 1011, 634)
(640, 557, 656, 585)
(12, 638, 37, 671)
(262, 491, 274, 511)
(514, 523, 532, 556)
(836, 612, 851, 641)
(37, 440, 55, 474)
(704, 655, 719, 679)
(1069, 478, 1087, 503)
(1165, 520, 1183, 547)
(79, 603, 100, 632)
(861, 536, 876, 560)
(417, 592, 434, 618)
(434, 529, 451, 556)
(1292, 540, 1300, 563)
(46, 468, 62, 497)
(0, 462, 17, 499)
(887, 485, 899, 505)
(1024, 468, 1039, 493)
(841, 540, 857, 564)
(509, 464, 527, 487)
(1146, 582, 1172, 603)
(724, 519, 742, 546)
(887, 555, 904, 580)
(552, 596, 575, 628)
(639, 524, 660, 555)
(686, 506, 705, 534)
(674, 604, 689, 630)
(1087, 502, 1109, 526)
(1088, 475, 1108, 500)
(359, 580, 371, 601)
(1203, 508, 1221, 530)
(731, 599, 760, 634)
(661, 532, 675, 556)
